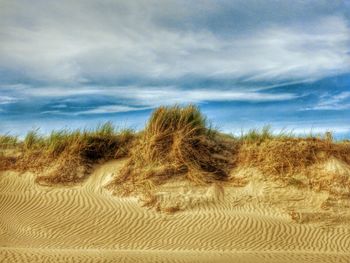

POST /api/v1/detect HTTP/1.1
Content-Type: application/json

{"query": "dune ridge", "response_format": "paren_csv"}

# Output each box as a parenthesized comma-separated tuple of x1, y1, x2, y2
(1, 106, 350, 262)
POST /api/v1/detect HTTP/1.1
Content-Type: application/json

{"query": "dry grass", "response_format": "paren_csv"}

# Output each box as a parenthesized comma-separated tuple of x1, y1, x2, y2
(0, 134, 19, 148)
(0, 154, 17, 171)
(0, 134, 20, 171)
(237, 136, 350, 175)
(236, 129, 350, 195)
(1, 105, 350, 199)
(106, 105, 235, 196)
(0, 123, 135, 185)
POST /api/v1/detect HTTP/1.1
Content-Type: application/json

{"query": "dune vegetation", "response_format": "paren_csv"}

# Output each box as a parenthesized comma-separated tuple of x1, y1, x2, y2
(106, 105, 235, 197)
(1, 105, 350, 197)
(0, 123, 135, 185)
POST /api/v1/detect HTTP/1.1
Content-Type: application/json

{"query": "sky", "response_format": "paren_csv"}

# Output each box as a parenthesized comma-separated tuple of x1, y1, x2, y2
(0, 0, 350, 138)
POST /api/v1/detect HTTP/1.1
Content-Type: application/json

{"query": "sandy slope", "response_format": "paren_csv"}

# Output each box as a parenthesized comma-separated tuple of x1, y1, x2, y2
(1, 160, 350, 263)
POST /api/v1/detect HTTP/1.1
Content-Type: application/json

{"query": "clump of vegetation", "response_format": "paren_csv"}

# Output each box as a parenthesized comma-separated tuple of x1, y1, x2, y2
(0, 134, 20, 170)
(238, 126, 295, 144)
(0, 123, 135, 185)
(0, 153, 17, 171)
(106, 105, 235, 196)
(24, 129, 44, 150)
(237, 133, 350, 176)
(236, 129, 350, 194)
(1, 105, 350, 199)
(0, 134, 19, 148)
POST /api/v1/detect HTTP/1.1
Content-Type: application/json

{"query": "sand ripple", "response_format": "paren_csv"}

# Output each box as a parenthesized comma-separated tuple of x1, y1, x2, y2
(1, 160, 350, 262)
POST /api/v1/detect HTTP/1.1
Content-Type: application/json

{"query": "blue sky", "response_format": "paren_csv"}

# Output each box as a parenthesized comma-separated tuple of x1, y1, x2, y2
(0, 0, 349, 138)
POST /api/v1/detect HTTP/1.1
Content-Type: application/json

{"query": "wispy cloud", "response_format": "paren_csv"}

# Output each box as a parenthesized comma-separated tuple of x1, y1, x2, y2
(0, 1, 349, 86)
(305, 92, 350, 110)
(108, 87, 298, 106)
(0, 96, 18, 105)
(5, 85, 298, 115)
(0, 0, 349, 136)
(72, 105, 150, 115)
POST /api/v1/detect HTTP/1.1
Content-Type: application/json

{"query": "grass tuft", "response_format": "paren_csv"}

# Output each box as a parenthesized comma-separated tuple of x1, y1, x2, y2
(236, 135, 350, 194)
(239, 125, 295, 144)
(107, 105, 234, 196)
(1, 105, 350, 199)
(0, 134, 18, 148)
(0, 123, 136, 184)
(24, 129, 44, 150)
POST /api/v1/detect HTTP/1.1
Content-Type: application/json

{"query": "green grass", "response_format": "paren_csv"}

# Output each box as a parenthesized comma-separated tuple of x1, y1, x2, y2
(238, 125, 296, 144)
(24, 129, 44, 150)
(18, 122, 134, 157)
(0, 134, 18, 148)
(146, 104, 207, 134)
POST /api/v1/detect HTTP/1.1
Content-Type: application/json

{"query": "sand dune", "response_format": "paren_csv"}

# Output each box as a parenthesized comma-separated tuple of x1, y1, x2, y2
(1, 159, 350, 262)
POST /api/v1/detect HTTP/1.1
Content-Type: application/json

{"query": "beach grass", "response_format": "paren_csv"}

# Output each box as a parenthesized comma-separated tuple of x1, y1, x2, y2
(0, 123, 136, 184)
(1, 105, 350, 195)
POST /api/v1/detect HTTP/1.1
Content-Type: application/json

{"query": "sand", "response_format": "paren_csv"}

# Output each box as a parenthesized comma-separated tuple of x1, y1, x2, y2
(1, 159, 350, 263)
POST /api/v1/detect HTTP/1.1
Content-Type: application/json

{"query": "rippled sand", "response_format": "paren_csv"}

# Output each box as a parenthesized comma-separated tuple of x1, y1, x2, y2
(1, 160, 350, 263)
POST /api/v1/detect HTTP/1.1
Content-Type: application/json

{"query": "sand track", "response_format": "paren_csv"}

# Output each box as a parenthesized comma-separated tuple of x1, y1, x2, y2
(1, 160, 350, 262)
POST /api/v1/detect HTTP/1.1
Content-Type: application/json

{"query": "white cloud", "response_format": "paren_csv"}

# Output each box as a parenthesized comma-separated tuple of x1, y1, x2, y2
(0, 96, 18, 105)
(109, 87, 298, 106)
(0, 1, 349, 85)
(73, 105, 150, 115)
(305, 91, 350, 110)
(9, 85, 298, 111)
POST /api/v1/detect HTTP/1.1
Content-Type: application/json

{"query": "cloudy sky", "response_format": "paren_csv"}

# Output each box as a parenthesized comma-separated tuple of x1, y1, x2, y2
(0, 0, 350, 137)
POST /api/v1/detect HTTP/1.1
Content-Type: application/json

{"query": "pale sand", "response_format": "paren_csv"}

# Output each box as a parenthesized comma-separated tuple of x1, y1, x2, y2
(1, 160, 350, 263)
